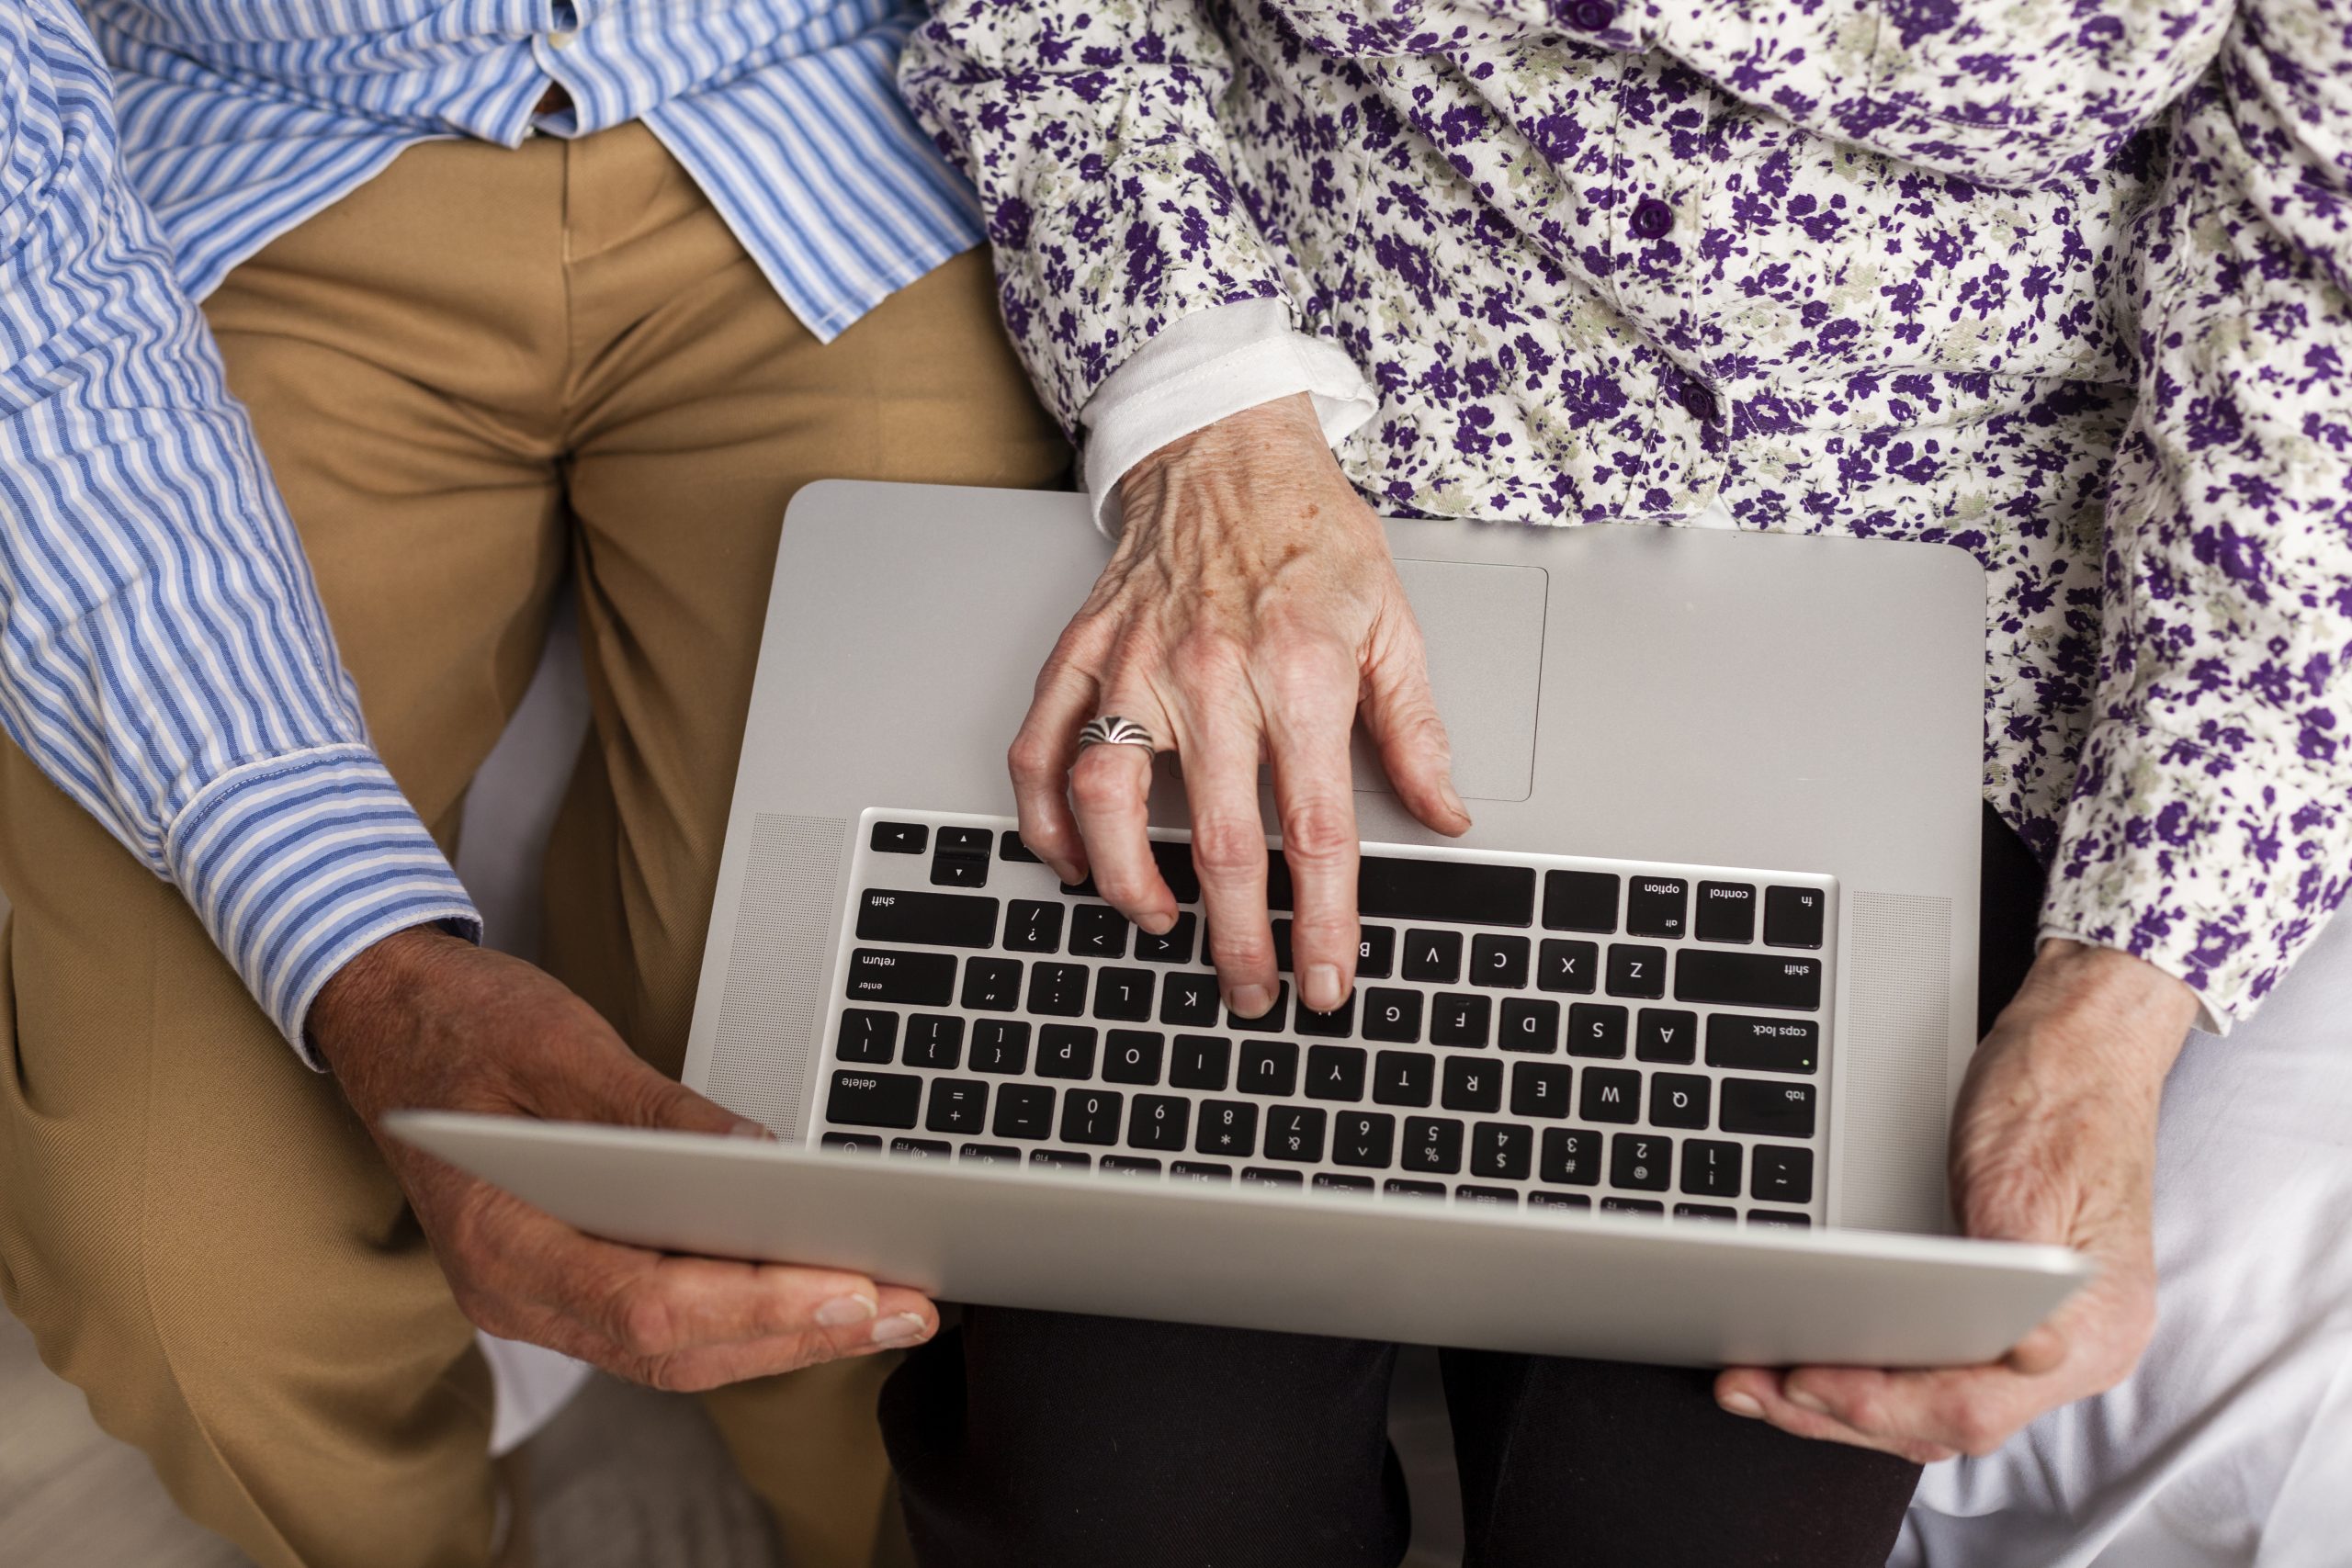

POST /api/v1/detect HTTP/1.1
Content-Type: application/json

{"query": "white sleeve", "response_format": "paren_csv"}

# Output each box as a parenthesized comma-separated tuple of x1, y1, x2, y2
(1078, 299, 1377, 537)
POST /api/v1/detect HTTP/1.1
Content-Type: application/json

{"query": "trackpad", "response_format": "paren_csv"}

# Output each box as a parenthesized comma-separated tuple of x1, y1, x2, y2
(1352, 558, 1546, 803)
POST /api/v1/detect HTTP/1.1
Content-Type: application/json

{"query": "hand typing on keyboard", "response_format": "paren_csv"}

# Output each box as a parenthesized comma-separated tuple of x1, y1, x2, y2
(1008, 394, 1470, 1020)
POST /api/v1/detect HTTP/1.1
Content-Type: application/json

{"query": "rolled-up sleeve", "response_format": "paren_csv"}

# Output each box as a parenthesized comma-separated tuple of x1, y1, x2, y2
(2040, 0, 2352, 1031)
(0, 0, 477, 1057)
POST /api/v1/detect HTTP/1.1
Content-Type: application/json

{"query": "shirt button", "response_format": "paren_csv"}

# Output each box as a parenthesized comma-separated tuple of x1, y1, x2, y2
(1630, 197, 1675, 241)
(1561, 0, 1619, 28)
(1679, 380, 1719, 422)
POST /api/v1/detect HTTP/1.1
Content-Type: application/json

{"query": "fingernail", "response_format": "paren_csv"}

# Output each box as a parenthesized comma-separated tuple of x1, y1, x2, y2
(1787, 1388, 1830, 1416)
(1442, 779, 1470, 822)
(729, 1118, 778, 1141)
(1305, 964, 1343, 1012)
(1720, 1392, 1763, 1419)
(815, 1294, 877, 1327)
(1143, 910, 1177, 937)
(1229, 984, 1273, 1021)
(871, 1313, 932, 1348)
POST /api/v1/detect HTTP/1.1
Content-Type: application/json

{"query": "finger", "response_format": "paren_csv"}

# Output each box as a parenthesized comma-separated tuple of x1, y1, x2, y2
(1010, 639, 1101, 886)
(1261, 636, 1363, 1014)
(1068, 682, 1179, 934)
(1359, 613, 1469, 835)
(1781, 1360, 2041, 1459)
(471, 1287, 933, 1394)
(1183, 709, 1282, 1019)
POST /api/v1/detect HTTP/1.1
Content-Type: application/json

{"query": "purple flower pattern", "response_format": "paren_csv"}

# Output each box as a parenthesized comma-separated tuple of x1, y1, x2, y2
(903, 0, 2352, 1026)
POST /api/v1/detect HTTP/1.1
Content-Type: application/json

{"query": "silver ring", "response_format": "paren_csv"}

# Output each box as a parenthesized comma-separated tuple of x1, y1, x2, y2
(1078, 715, 1157, 752)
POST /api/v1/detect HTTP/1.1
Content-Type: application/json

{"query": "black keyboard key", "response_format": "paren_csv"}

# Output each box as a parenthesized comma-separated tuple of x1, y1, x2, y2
(1611, 1134, 1671, 1190)
(958, 1143, 1020, 1165)
(888, 1138, 952, 1159)
(1373, 1050, 1437, 1107)
(1543, 869, 1619, 932)
(1748, 1210, 1814, 1228)
(1362, 987, 1424, 1043)
(1625, 876, 1688, 939)
(1270, 918, 1295, 975)
(1510, 1062, 1573, 1119)
(1385, 1179, 1448, 1200)
(1721, 1078, 1818, 1138)
(1441, 1056, 1502, 1113)
(1455, 1185, 1519, 1206)
(1265, 1105, 1327, 1163)
(1030, 1149, 1093, 1171)
(1567, 1002, 1628, 1057)
(1677, 950, 1824, 1011)
(929, 851, 988, 888)
(991, 1084, 1056, 1140)
(1069, 904, 1130, 959)
(1675, 1203, 1737, 1222)
(1648, 1071, 1712, 1129)
(1681, 1139, 1743, 1198)
(846, 948, 955, 1007)
(821, 1133, 881, 1154)
(855, 887, 999, 949)
(1751, 1144, 1815, 1204)
(1530, 1190, 1592, 1212)
(1695, 881, 1757, 943)
(1706, 1014, 1821, 1074)
(1037, 1025, 1099, 1079)
(969, 1020, 1031, 1075)
(1160, 973, 1222, 1027)
(1539, 1127, 1601, 1186)
(827, 1070, 921, 1129)
(837, 1008, 898, 1064)
(1402, 1116, 1464, 1174)
(1170, 1034, 1232, 1090)
(1057, 873, 1099, 897)
(1134, 912, 1198, 964)
(1171, 1160, 1233, 1181)
(1635, 1008, 1698, 1064)
(959, 956, 1023, 1011)
(1470, 933, 1531, 989)
(1471, 1122, 1532, 1181)
(1103, 1030, 1165, 1084)
(1580, 1066, 1641, 1122)
(998, 830, 1040, 863)
(938, 827, 992, 856)
(1402, 929, 1463, 984)
(902, 1013, 964, 1070)
(1238, 1040, 1299, 1097)
(1128, 1094, 1191, 1151)
(1606, 942, 1668, 999)
(1356, 924, 1397, 979)
(1003, 899, 1064, 953)
(1196, 1100, 1259, 1157)
(1150, 840, 1202, 904)
(1498, 997, 1560, 1054)
(1763, 885, 1826, 949)
(1537, 938, 1599, 994)
(1092, 965, 1155, 1021)
(1358, 856, 1536, 928)
(1306, 1044, 1367, 1100)
(1295, 989, 1356, 1039)
(1600, 1197, 1666, 1216)
(1102, 1156, 1163, 1176)
(1026, 962, 1090, 1016)
(1227, 983, 1290, 1032)
(1332, 1111, 1396, 1168)
(1430, 993, 1491, 1048)
(870, 820, 927, 854)
(1243, 1167, 1305, 1187)
(1314, 1173, 1377, 1193)
(1060, 1088, 1124, 1145)
(925, 1078, 989, 1134)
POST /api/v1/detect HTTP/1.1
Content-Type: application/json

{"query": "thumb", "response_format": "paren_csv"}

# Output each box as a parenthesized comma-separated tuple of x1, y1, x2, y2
(1360, 615, 1469, 835)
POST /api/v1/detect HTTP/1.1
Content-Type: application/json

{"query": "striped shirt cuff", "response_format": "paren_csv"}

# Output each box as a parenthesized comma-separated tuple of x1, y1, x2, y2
(163, 746, 481, 1063)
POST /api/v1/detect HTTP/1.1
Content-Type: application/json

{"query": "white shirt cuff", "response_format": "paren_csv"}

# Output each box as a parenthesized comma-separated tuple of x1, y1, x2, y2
(1079, 299, 1378, 537)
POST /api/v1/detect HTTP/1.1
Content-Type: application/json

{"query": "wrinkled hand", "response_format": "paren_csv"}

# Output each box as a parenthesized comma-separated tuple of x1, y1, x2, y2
(1013, 393, 1470, 1019)
(1717, 940, 2199, 1461)
(311, 926, 937, 1392)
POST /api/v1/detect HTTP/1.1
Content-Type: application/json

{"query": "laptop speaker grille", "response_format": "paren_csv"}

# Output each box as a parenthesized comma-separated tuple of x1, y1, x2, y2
(703, 812, 849, 1138)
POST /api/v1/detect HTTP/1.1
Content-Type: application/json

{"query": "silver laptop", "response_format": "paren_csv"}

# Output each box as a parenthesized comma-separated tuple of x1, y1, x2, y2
(393, 479, 2089, 1369)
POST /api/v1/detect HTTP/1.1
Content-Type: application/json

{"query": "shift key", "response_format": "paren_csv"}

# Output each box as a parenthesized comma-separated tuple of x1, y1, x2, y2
(854, 887, 999, 948)
(846, 947, 956, 1006)
(1675, 950, 1822, 1011)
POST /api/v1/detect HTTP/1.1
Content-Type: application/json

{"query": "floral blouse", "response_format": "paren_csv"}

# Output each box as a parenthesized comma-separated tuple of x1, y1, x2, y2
(903, 0, 2352, 1029)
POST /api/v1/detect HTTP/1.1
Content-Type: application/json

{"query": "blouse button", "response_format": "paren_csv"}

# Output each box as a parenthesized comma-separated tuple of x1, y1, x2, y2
(1629, 197, 1675, 241)
(1562, 0, 1619, 29)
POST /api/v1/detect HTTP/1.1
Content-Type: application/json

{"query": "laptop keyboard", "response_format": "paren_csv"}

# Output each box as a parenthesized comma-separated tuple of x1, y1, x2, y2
(814, 812, 1837, 1227)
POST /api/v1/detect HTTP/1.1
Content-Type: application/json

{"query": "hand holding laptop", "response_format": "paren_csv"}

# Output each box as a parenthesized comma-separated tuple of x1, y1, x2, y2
(313, 926, 937, 1389)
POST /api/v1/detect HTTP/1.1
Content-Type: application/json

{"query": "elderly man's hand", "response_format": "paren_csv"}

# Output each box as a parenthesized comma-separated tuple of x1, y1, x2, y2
(310, 925, 937, 1392)
(1012, 393, 1470, 1019)
(1717, 939, 2199, 1461)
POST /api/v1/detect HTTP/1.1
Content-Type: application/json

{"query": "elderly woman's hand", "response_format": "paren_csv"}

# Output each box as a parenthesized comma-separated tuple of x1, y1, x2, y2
(1011, 393, 1471, 1019)
(1716, 940, 2200, 1461)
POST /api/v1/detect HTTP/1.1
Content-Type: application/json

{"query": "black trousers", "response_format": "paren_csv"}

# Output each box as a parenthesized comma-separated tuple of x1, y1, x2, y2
(879, 807, 2046, 1568)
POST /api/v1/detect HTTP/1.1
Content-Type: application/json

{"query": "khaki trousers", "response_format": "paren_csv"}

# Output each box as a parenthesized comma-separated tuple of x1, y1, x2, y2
(0, 125, 1066, 1568)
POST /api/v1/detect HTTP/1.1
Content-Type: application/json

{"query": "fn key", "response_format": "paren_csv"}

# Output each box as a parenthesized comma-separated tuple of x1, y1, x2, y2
(827, 1069, 922, 1129)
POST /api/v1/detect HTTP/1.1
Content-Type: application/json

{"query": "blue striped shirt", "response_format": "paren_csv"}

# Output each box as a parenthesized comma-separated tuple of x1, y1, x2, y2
(84, 0, 988, 339)
(2, 0, 480, 1054)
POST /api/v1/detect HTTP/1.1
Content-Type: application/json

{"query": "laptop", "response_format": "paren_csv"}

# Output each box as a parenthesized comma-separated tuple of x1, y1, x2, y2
(392, 479, 2090, 1369)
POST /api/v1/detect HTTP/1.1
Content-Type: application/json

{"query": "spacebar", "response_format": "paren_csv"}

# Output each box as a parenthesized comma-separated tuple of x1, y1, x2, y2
(1261, 854, 1538, 928)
